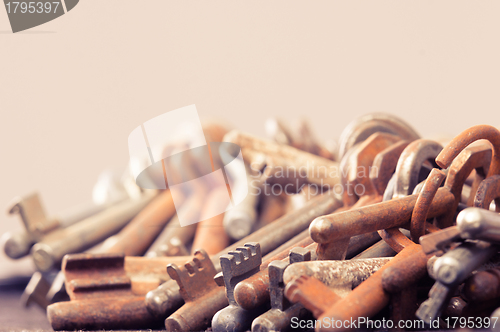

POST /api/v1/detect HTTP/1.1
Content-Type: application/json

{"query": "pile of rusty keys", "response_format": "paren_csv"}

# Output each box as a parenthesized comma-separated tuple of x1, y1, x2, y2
(3, 114, 500, 331)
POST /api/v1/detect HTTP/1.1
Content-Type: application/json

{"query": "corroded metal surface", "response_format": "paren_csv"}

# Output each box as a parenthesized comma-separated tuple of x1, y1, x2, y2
(285, 275, 341, 318)
(436, 124, 500, 178)
(165, 250, 228, 332)
(283, 258, 391, 297)
(409, 168, 446, 242)
(47, 296, 162, 331)
(337, 113, 420, 159)
(62, 253, 188, 300)
(474, 174, 500, 211)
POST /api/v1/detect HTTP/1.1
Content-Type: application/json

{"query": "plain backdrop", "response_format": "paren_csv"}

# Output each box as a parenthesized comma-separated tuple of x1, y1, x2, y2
(1, 1, 499, 269)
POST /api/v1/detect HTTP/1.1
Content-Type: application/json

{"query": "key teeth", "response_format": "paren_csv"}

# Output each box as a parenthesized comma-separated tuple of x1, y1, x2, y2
(184, 261, 196, 275)
(166, 264, 183, 283)
(192, 257, 203, 269)
(289, 247, 311, 263)
(168, 249, 210, 282)
(284, 276, 308, 303)
(222, 243, 262, 271)
(228, 250, 245, 264)
(243, 242, 261, 256)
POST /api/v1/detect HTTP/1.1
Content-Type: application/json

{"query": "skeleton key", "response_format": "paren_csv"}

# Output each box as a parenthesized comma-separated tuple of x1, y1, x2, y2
(62, 252, 189, 300)
(416, 240, 499, 323)
(21, 188, 174, 309)
(212, 243, 263, 332)
(31, 190, 157, 272)
(165, 250, 228, 332)
(251, 247, 312, 332)
(4, 170, 131, 259)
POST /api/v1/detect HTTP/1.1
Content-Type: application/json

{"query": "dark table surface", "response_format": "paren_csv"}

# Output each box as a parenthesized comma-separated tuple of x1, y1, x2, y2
(0, 286, 53, 331)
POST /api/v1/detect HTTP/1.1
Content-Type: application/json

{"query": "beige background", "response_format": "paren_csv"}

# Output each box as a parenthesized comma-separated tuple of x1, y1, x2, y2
(1, 1, 499, 269)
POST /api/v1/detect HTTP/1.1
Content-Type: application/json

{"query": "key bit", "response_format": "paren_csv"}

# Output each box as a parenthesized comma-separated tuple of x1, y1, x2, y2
(232, 241, 316, 312)
(165, 250, 228, 332)
(45, 270, 67, 304)
(21, 269, 69, 309)
(417, 240, 499, 323)
(20, 271, 52, 309)
(9, 193, 57, 235)
(4, 193, 56, 259)
(220, 243, 262, 304)
(252, 247, 312, 332)
(285, 275, 341, 318)
(270, 247, 311, 311)
(63, 252, 186, 300)
(212, 243, 263, 332)
(416, 281, 452, 324)
(167, 250, 217, 302)
(6, 172, 131, 260)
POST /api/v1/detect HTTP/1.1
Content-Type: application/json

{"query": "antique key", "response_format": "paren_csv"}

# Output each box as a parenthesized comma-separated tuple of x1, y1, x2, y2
(212, 243, 263, 332)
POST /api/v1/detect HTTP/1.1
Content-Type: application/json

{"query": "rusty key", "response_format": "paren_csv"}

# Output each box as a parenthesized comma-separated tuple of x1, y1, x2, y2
(224, 130, 341, 192)
(62, 253, 190, 300)
(164, 250, 228, 332)
(31, 190, 157, 272)
(212, 243, 263, 332)
(4, 171, 130, 259)
(101, 189, 179, 256)
(251, 247, 313, 332)
(284, 275, 341, 318)
(25, 189, 176, 309)
(192, 186, 231, 256)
